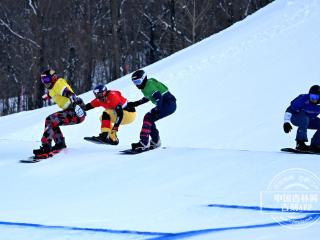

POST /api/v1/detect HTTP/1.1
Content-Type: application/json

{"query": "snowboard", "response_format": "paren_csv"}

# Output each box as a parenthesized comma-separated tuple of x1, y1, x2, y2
(19, 150, 63, 163)
(84, 136, 115, 145)
(120, 146, 165, 155)
(281, 148, 320, 155)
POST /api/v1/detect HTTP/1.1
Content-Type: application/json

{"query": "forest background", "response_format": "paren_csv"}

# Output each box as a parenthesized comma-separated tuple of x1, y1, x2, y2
(0, 0, 272, 115)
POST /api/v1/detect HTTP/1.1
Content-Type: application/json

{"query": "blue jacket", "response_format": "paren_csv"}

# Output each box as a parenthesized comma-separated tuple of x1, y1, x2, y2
(286, 94, 320, 118)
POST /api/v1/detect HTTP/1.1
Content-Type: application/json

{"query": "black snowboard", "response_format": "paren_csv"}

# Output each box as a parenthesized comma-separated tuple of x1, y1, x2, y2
(281, 148, 320, 155)
(19, 149, 64, 163)
(120, 146, 165, 155)
(84, 136, 112, 145)
(20, 156, 47, 163)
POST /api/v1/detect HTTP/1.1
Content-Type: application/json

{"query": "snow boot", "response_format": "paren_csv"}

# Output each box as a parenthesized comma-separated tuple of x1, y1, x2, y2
(52, 140, 67, 153)
(107, 130, 119, 145)
(94, 132, 109, 143)
(310, 144, 320, 153)
(33, 144, 52, 158)
(131, 141, 149, 151)
(296, 140, 310, 151)
(150, 138, 161, 149)
(97, 132, 118, 145)
(107, 137, 119, 145)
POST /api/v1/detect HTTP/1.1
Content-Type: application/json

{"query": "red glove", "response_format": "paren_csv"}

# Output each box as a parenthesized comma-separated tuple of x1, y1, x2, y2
(42, 94, 51, 101)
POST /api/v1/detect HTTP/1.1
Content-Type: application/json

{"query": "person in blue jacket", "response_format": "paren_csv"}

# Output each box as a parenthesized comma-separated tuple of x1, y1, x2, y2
(283, 85, 320, 151)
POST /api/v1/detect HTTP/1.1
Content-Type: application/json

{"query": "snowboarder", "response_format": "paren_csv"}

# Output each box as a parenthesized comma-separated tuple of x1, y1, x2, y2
(84, 84, 136, 145)
(128, 69, 177, 151)
(283, 85, 320, 151)
(33, 69, 86, 158)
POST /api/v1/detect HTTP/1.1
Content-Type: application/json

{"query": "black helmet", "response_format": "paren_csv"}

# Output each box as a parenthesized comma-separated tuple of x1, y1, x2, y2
(93, 84, 107, 100)
(309, 85, 320, 104)
(309, 85, 320, 95)
(131, 69, 147, 86)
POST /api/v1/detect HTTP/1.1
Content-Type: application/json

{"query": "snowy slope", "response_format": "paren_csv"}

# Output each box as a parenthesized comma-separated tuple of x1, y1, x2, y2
(1, 0, 320, 239)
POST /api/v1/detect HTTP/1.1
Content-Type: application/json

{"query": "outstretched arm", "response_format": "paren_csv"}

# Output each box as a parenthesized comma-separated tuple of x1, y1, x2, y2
(127, 97, 149, 108)
(84, 103, 94, 111)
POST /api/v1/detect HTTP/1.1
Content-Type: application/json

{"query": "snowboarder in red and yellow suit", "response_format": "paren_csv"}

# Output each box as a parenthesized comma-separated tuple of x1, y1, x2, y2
(84, 84, 136, 145)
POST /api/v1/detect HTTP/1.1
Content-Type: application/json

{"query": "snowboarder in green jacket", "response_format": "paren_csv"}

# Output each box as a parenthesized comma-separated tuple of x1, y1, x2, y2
(128, 69, 177, 151)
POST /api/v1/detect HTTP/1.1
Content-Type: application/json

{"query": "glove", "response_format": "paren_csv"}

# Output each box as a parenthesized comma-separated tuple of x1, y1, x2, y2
(283, 122, 292, 133)
(71, 96, 86, 109)
(126, 102, 136, 108)
(70, 95, 83, 104)
(75, 97, 84, 105)
(42, 93, 50, 101)
(127, 98, 149, 108)
(75, 105, 86, 118)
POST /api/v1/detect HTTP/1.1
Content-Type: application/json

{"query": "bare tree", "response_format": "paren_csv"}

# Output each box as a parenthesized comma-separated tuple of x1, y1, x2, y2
(176, 0, 212, 43)
(0, 0, 273, 116)
(110, 0, 121, 80)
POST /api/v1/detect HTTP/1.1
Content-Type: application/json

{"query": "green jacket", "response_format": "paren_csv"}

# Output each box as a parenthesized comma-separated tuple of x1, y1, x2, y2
(141, 78, 168, 104)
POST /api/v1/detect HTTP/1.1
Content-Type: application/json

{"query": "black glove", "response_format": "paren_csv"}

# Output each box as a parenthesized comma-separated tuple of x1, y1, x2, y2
(283, 122, 292, 133)
(128, 98, 149, 108)
(70, 95, 85, 107)
(74, 97, 84, 105)
(126, 102, 136, 108)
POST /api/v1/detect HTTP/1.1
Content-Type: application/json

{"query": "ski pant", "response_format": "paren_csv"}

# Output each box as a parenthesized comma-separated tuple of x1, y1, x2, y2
(41, 108, 85, 146)
(140, 92, 176, 145)
(100, 109, 136, 133)
(291, 111, 320, 145)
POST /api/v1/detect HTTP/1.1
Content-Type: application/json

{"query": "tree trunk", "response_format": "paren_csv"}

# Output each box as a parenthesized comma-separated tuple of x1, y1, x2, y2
(34, 15, 45, 109)
(110, 0, 121, 81)
(170, 0, 176, 54)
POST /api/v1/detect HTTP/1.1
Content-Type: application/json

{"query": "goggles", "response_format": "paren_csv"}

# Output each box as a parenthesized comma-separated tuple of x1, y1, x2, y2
(94, 91, 106, 100)
(41, 75, 51, 84)
(132, 78, 143, 86)
(310, 93, 320, 102)
(132, 73, 146, 86)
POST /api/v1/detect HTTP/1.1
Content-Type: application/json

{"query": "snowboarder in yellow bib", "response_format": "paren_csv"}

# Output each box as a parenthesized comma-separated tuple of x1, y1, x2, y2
(33, 69, 86, 159)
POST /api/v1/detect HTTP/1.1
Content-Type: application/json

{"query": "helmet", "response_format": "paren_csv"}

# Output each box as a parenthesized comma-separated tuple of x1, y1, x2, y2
(309, 85, 320, 94)
(93, 84, 107, 100)
(131, 69, 147, 86)
(309, 85, 320, 104)
(41, 69, 57, 85)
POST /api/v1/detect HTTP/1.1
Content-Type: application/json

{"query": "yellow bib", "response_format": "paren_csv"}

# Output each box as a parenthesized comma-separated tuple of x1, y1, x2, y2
(49, 78, 74, 109)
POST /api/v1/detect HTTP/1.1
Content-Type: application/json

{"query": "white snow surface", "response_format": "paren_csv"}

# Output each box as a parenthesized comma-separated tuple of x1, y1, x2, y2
(1, 0, 320, 239)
